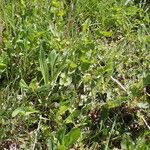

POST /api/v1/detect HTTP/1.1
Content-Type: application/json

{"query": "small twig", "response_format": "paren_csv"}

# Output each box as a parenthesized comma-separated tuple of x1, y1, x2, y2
(110, 76, 127, 92)
(142, 116, 150, 131)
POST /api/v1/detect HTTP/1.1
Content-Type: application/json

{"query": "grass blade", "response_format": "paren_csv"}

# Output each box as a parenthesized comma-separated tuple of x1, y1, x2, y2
(39, 46, 49, 85)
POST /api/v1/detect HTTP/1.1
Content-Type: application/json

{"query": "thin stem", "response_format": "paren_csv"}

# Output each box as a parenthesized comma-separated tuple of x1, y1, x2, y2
(142, 116, 150, 131)
(111, 76, 127, 92)
(32, 116, 42, 150)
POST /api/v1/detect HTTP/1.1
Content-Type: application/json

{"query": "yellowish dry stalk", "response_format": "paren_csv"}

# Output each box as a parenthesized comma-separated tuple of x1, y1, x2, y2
(0, 19, 4, 44)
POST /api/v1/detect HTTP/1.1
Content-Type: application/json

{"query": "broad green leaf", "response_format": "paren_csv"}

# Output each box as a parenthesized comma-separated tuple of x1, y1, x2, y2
(59, 73, 72, 86)
(56, 128, 66, 145)
(47, 139, 57, 150)
(29, 78, 39, 92)
(12, 108, 24, 117)
(100, 31, 113, 37)
(21, 0, 26, 7)
(65, 115, 72, 124)
(39, 84, 50, 92)
(20, 79, 29, 90)
(80, 56, 89, 63)
(69, 61, 77, 69)
(143, 74, 150, 86)
(0, 62, 6, 70)
(100, 106, 109, 121)
(83, 73, 92, 83)
(58, 145, 66, 150)
(64, 128, 81, 147)
(12, 107, 38, 117)
(65, 110, 80, 124)
(106, 97, 128, 108)
(137, 102, 149, 109)
(58, 105, 68, 115)
(81, 62, 90, 72)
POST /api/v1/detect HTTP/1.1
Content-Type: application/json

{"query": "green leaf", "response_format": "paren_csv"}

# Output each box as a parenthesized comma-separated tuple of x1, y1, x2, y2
(29, 78, 39, 92)
(137, 102, 149, 109)
(47, 139, 57, 150)
(80, 56, 89, 63)
(143, 74, 150, 86)
(64, 128, 81, 147)
(50, 54, 67, 86)
(0, 62, 6, 70)
(39, 46, 49, 85)
(100, 31, 113, 37)
(23, 107, 39, 116)
(59, 73, 72, 86)
(58, 105, 68, 115)
(65, 110, 80, 124)
(56, 128, 66, 145)
(12, 108, 24, 117)
(106, 97, 128, 108)
(121, 135, 135, 150)
(20, 79, 29, 91)
(125, 0, 132, 5)
(69, 61, 77, 69)
(21, 0, 26, 7)
(12, 107, 39, 117)
(48, 50, 58, 78)
(100, 106, 108, 121)
(58, 145, 66, 150)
